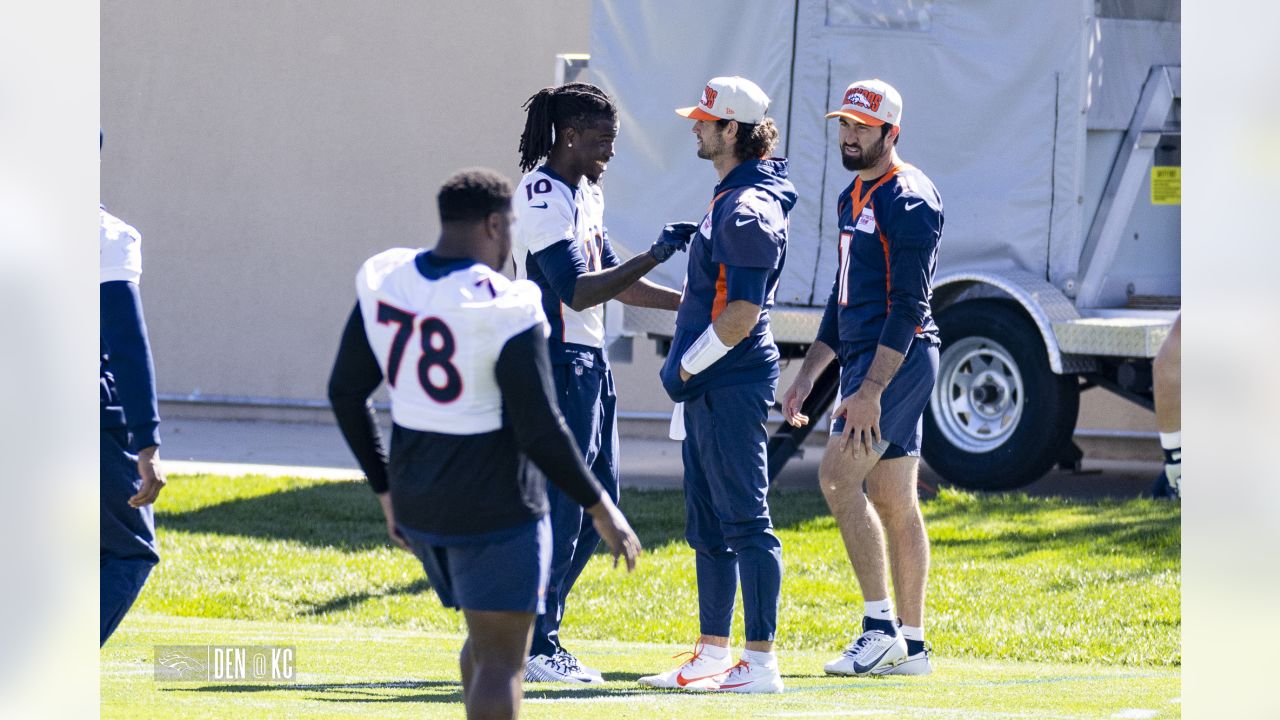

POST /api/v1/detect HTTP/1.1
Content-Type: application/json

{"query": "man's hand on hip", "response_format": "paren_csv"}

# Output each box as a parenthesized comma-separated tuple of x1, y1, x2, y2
(832, 387, 882, 457)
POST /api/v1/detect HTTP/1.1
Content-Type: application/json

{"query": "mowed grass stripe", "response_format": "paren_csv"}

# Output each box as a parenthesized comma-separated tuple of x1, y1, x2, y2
(137, 474, 1180, 666)
(103, 615, 1179, 720)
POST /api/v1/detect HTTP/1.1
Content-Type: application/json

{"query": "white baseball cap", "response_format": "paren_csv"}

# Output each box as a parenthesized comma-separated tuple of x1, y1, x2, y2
(825, 79, 902, 127)
(675, 76, 771, 125)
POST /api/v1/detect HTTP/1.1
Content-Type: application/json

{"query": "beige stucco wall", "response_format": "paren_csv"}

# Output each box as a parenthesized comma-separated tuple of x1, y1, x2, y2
(102, 0, 593, 402)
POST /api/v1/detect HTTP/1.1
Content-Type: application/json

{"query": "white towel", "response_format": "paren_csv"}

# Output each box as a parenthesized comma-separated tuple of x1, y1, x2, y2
(668, 402, 686, 441)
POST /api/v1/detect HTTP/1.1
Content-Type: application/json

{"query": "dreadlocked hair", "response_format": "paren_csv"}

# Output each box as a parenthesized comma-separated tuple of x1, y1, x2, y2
(518, 82, 617, 172)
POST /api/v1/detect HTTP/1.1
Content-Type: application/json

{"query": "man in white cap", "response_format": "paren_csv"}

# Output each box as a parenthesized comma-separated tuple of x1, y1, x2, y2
(781, 78, 944, 676)
(638, 76, 797, 694)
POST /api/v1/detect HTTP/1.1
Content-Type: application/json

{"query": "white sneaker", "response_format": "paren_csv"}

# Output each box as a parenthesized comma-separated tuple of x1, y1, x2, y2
(824, 629, 908, 676)
(704, 659, 784, 694)
(637, 643, 735, 689)
(525, 649, 604, 684)
(876, 643, 933, 676)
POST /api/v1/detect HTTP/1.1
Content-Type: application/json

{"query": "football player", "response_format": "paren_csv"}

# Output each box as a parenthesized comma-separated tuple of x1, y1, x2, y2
(100, 202, 166, 645)
(642, 76, 796, 693)
(328, 168, 640, 719)
(782, 78, 944, 677)
(513, 82, 687, 683)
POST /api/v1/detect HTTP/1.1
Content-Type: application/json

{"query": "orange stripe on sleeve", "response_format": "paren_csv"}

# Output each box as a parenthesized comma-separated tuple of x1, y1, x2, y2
(878, 229, 891, 310)
(710, 264, 728, 321)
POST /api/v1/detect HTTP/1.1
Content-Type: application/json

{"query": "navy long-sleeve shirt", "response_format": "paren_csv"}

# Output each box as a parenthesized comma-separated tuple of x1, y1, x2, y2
(816, 163, 943, 357)
(100, 209, 161, 452)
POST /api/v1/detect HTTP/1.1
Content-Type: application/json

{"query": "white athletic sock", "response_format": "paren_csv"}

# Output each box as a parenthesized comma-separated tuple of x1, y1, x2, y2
(864, 598, 894, 622)
(698, 642, 729, 660)
(900, 625, 925, 642)
(741, 648, 777, 667)
(1159, 431, 1182, 489)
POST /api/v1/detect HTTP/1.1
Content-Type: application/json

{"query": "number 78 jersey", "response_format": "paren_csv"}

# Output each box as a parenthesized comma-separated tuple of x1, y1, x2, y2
(355, 248, 548, 435)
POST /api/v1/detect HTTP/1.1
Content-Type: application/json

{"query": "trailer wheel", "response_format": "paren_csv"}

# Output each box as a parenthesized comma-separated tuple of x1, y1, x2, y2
(922, 299, 1079, 491)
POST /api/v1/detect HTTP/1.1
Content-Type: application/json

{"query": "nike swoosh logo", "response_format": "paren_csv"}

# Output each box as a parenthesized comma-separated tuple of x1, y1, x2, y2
(530, 201, 549, 209)
(735, 217, 756, 227)
(904, 200, 924, 211)
(675, 670, 724, 687)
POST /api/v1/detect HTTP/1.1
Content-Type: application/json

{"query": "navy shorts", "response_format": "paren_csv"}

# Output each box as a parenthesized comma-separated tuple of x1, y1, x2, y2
(399, 516, 552, 614)
(830, 340, 940, 458)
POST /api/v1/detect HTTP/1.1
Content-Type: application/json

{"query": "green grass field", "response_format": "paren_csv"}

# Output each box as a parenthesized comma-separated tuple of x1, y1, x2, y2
(101, 473, 1181, 718)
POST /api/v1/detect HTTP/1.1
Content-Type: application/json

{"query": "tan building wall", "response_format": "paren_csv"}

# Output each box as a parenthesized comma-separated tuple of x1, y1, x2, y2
(102, 0, 593, 402)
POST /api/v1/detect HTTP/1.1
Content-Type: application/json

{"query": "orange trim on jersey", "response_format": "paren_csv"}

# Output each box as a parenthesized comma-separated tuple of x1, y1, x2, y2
(848, 164, 914, 315)
(703, 188, 734, 322)
(710, 264, 728, 321)
(848, 164, 904, 225)
(878, 228, 891, 311)
(708, 188, 733, 212)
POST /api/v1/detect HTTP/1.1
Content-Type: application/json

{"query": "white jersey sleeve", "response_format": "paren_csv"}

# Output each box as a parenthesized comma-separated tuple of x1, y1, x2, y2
(491, 278, 550, 340)
(354, 248, 548, 435)
(513, 172, 577, 255)
(100, 208, 142, 284)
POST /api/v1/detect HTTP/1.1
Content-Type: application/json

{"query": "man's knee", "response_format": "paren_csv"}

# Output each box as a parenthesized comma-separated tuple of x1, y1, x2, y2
(723, 524, 781, 556)
(865, 460, 919, 514)
(1154, 349, 1179, 389)
(686, 532, 731, 557)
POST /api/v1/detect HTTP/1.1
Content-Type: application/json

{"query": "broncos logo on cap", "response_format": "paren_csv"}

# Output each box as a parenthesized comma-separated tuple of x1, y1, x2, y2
(702, 85, 719, 109)
(845, 87, 882, 111)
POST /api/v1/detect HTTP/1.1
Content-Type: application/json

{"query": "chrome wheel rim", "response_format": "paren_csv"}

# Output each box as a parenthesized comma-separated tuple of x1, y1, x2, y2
(930, 336, 1025, 453)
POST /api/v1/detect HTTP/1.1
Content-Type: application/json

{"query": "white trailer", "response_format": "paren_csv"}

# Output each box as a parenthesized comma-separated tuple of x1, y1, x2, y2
(587, 0, 1180, 489)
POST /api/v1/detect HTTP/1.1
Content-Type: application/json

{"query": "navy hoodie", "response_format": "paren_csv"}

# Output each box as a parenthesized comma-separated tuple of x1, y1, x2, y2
(660, 158, 797, 402)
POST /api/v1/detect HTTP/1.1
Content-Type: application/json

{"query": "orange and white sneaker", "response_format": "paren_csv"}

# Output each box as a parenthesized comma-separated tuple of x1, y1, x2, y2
(637, 643, 734, 689)
(704, 659, 784, 694)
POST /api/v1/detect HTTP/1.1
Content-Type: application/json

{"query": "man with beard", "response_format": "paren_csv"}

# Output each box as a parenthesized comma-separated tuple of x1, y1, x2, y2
(639, 76, 795, 694)
(780, 79, 944, 677)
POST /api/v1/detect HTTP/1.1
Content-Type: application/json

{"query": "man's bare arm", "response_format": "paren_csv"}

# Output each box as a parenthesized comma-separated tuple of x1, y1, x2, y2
(616, 277, 682, 311)
(568, 253, 662, 311)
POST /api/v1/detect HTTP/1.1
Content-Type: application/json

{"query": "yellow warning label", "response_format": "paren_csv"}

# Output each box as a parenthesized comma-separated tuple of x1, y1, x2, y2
(1151, 166, 1180, 205)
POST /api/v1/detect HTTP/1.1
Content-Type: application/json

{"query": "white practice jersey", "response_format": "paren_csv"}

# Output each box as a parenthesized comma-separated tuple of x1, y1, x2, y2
(100, 208, 142, 284)
(355, 248, 548, 435)
(512, 167, 612, 348)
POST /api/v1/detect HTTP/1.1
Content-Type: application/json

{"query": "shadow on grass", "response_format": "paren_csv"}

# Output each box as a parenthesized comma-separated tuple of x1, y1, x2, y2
(299, 578, 434, 616)
(156, 478, 1175, 567)
(924, 494, 1180, 562)
(170, 679, 675, 704)
(156, 482, 832, 553)
(157, 480, 391, 551)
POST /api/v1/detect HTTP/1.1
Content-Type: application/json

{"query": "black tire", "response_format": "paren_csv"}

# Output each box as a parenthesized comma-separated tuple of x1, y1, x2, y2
(922, 299, 1079, 491)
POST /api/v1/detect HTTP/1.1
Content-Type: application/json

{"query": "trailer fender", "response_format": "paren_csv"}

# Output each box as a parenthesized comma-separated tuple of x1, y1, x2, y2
(932, 271, 1096, 375)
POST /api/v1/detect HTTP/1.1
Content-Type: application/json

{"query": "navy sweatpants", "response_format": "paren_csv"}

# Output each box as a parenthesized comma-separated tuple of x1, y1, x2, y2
(529, 348, 620, 658)
(682, 380, 783, 643)
(100, 428, 159, 645)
